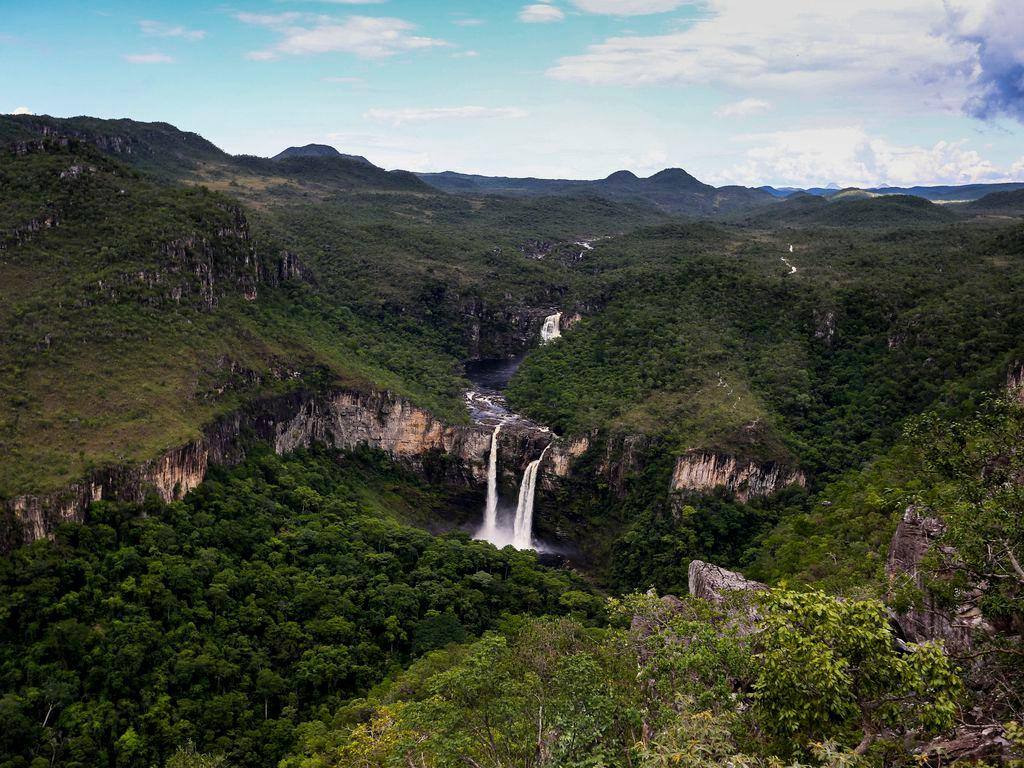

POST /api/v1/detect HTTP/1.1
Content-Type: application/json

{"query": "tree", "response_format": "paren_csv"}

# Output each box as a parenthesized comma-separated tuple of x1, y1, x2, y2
(907, 398, 1024, 622)
(754, 590, 961, 756)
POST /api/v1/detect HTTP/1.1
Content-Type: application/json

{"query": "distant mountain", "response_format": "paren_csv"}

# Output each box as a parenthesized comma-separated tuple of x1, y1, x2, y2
(745, 192, 956, 228)
(789, 182, 1024, 203)
(272, 143, 374, 166)
(0, 114, 428, 197)
(417, 167, 777, 216)
(965, 188, 1024, 214)
(864, 182, 1024, 202)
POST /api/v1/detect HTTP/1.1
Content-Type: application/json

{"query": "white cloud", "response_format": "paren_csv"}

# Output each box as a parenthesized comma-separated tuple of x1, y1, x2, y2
(519, 4, 565, 23)
(550, 1, 974, 92)
(139, 20, 206, 41)
(546, 0, 1024, 126)
(452, 50, 480, 58)
(123, 53, 175, 64)
(10, 106, 32, 115)
(570, 0, 691, 14)
(364, 106, 529, 127)
(453, 18, 485, 27)
(238, 13, 448, 60)
(709, 126, 1023, 187)
(714, 98, 771, 118)
(944, 0, 1024, 122)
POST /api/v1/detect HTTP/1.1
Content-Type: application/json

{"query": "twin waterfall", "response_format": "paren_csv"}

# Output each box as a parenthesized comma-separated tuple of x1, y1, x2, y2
(474, 311, 562, 550)
(478, 424, 550, 550)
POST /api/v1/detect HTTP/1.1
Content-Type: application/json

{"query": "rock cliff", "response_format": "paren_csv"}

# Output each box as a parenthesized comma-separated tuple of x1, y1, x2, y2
(1, 387, 550, 551)
(670, 451, 806, 502)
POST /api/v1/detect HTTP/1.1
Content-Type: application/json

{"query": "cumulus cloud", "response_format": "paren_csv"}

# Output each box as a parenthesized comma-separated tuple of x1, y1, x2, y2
(519, 4, 565, 23)
(123, 53, 175, 64)
(139, 20, 206, 41)
(570, 0, 691, 14)
(550, 1, 971, 90)
(945, 0, 1024, 122)
(238, 13, 448, 60)
(547, 0, 1024, 125)
(714, 98, 771, 118)
(10, 106, 32, 115)
(364, 106, 529, 127)
(709, 125, 1022, 187)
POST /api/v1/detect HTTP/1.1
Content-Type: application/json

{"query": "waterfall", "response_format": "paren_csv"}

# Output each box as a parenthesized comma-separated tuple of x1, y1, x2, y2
(512, 444, 550, 549)
(480, 423, 502, 540)
(540, 312, 562, 343)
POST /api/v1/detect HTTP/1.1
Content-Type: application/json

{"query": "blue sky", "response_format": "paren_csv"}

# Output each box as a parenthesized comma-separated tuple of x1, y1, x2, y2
(3, 0, 1023, 186)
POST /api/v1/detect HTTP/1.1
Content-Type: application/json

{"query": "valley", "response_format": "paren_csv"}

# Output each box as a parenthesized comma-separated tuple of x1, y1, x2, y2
(1, 115, 1022, 768)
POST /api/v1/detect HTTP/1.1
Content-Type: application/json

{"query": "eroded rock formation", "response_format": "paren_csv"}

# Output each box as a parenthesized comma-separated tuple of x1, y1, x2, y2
(1, 387, 550, 551)
(670, 451, 806, 502)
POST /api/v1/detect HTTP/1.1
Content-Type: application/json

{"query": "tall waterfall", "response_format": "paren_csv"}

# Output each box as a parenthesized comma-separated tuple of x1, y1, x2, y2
(540, 312, 562, 343)
(480, 424, 502, 540)
(512, 444, 550, 549)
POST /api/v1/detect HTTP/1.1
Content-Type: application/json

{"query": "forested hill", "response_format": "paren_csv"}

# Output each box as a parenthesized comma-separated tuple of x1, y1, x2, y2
(418, 166, 777, 215)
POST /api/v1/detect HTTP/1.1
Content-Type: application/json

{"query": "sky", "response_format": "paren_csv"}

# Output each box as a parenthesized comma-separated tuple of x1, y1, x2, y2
(2, 0, 1024, 187)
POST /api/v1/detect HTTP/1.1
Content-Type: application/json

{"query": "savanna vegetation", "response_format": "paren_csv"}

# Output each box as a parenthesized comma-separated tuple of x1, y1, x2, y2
(2, 115, 1023, 767)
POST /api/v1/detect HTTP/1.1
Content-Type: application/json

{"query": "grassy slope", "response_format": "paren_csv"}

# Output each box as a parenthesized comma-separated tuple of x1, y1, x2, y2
(0, 142, 467, 497)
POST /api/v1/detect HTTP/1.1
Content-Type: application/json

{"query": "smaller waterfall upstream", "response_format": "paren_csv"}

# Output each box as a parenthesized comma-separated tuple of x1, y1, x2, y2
(512, 444, 551, 549)
(479, 423, 502, 540)
(540, 313, 562, 343)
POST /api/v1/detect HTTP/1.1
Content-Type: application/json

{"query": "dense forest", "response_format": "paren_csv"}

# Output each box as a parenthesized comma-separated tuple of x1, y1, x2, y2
(1, 115, 1022, 767)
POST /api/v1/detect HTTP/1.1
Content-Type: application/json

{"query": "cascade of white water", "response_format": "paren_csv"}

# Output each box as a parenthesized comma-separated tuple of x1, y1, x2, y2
(540, 312, 562, 343)
(512, 444, 550, 549)
(480, 423, 502, 540)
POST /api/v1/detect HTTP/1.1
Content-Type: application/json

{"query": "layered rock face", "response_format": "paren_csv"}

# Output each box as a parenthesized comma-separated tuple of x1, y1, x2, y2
(670, 451, 806, 502)
(885, 507, 991, 652)
(1, 387, 549, 551)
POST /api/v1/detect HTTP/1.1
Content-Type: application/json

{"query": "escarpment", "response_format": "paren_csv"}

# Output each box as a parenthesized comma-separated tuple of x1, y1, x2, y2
(670, 451, 806, 502)
(1, 387, 551, 551)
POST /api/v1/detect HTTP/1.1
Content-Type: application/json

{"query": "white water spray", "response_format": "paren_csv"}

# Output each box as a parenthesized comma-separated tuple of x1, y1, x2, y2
(512, 444, 551, 549)
(540, 313, 562, 343)
(480, 423, 502, 540)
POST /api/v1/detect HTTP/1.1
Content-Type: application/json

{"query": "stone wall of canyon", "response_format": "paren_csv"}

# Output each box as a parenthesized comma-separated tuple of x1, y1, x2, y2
(1, 387, 549, 551)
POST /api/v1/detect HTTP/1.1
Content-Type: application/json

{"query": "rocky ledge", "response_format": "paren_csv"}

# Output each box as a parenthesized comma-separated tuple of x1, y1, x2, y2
(670, 451, 806, 502)
(1, 387, 551, 551)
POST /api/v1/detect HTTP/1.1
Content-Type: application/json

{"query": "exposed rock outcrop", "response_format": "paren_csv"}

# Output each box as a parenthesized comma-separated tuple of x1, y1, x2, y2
(546, 434, 592, 481)
(670, 451, 806, 502)
(1, 387, 550, 551)
(885, 507, 993, 652)
(688, 560, 767, 604)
